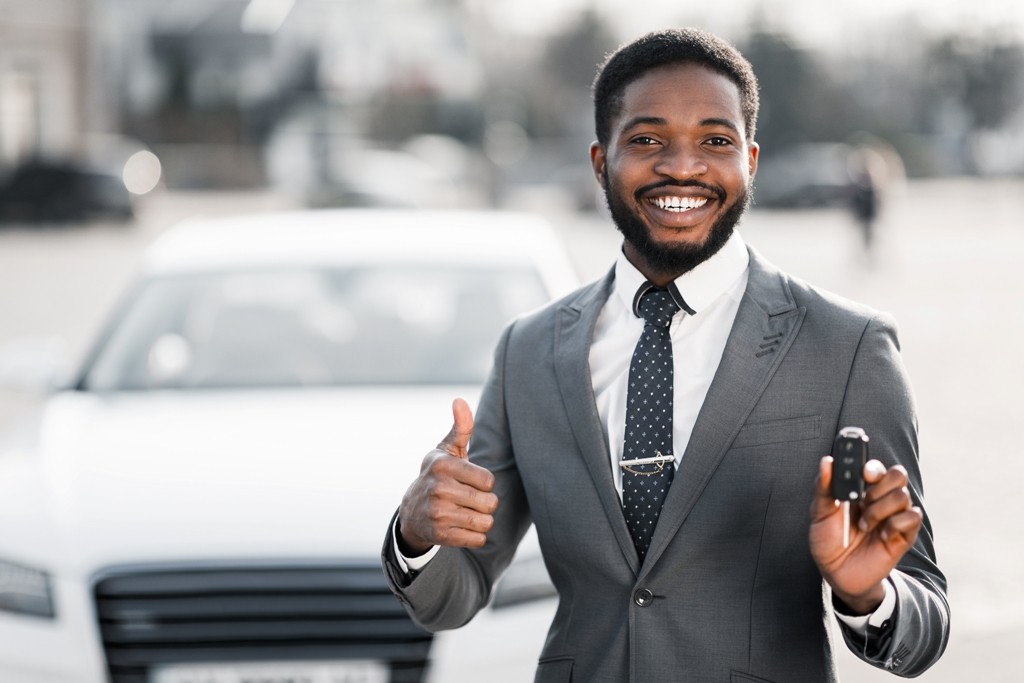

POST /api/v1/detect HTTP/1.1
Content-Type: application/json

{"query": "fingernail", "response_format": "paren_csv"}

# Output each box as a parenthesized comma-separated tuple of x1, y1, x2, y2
(881, 529, 889, 542)
(865, 460, 886, 477)
(858, 519, 868, 532)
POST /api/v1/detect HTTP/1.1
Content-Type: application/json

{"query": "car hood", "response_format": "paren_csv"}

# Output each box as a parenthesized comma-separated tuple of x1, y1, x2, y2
(0, 387, 478, 578)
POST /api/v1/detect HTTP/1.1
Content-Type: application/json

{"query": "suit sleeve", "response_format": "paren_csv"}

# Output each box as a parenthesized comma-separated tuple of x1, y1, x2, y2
(381, 321, 533, 631)
(835, 313, 951, 676)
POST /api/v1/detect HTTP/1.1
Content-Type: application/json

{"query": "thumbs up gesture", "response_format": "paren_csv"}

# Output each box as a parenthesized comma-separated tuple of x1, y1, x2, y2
(397, 398, 499, 554)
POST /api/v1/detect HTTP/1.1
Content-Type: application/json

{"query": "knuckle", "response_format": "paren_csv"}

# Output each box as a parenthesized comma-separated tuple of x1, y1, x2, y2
(423, 453, 450, 478)
(483, 494, 499, 515)
(474, 513, 495, 533)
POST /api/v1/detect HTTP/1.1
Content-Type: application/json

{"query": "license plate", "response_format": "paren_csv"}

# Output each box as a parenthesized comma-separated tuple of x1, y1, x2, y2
(150, 660, 388, 683)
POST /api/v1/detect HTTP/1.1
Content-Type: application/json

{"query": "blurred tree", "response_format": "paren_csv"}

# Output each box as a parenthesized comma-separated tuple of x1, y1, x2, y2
(922, 35, 1024, 132)
(544, 10, 616, 94)
(532, 9, 617, 138)
(740, 29, 869, 152)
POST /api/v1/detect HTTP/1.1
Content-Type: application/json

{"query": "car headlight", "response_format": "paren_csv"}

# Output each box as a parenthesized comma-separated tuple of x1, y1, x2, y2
(0, 557, 56, 619)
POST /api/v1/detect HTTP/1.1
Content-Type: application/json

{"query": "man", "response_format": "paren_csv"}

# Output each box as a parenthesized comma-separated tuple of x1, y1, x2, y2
(382, 28, 949, 682)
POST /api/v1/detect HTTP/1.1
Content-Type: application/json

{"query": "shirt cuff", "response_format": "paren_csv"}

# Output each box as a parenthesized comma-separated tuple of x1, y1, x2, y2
(834, 578, 896, 635)
(391, 516, 440, 574)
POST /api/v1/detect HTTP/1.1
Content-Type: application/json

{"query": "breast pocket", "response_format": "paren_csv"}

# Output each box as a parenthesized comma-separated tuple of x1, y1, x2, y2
(731, 415, 821, 449)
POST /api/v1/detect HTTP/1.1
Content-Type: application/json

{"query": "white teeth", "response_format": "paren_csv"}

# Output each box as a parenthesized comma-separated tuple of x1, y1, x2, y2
(651, 196, 709, 211)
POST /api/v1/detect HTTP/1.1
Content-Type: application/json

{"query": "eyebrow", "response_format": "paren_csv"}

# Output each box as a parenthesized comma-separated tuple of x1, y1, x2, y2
(699, 117, 743, 136)
(619, 115, 743, 137)
(619, 116, 668, 132)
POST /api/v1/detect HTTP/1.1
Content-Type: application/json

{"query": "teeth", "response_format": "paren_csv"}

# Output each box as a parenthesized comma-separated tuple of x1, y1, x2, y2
(651, 196, 709, 211)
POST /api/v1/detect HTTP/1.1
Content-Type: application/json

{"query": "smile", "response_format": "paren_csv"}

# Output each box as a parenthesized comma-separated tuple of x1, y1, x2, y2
(648, 196, 709, 212)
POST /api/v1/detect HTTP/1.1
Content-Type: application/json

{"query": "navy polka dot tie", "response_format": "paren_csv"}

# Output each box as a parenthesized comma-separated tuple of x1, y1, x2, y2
(622, 286, 680, 563)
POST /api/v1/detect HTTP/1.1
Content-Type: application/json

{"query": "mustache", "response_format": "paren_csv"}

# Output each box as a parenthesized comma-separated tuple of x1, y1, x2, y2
(634, 179, 726, 202)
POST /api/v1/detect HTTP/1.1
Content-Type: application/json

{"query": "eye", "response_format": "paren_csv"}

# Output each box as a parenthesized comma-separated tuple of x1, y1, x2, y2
(705, 136, 733, 147)
(628, 136, 660, 146)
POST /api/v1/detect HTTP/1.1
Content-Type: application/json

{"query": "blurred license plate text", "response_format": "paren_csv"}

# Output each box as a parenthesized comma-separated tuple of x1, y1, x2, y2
(150, 660, 388, 683)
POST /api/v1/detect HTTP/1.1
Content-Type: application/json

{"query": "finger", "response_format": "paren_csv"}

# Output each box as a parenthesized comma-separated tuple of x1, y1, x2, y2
(430, 454, 496, 495)
(810, 456, 842, 519)
(861, 459, 889, 485)
(438, 397, 474, 458)
(858, 484, 913, 534)
(425, 498, 496, 548)
(879, 507, 923, 548)
(434, 474, 499, 514)
(439, 506, 496, 536)
(818, 455, 833, 494)
(862, 464, 909, 505)
(435, 527, 490, 549)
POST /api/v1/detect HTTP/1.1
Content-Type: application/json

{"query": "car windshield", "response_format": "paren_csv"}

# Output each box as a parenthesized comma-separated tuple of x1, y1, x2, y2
(80, 263, 547, 390)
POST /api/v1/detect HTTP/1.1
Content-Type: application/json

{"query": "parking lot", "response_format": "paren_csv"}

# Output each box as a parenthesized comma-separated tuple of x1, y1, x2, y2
(1, 178, 1022, 680)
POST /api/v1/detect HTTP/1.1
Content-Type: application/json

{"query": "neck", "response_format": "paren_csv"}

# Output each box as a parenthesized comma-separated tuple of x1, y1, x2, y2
(622, 242, 680, 287)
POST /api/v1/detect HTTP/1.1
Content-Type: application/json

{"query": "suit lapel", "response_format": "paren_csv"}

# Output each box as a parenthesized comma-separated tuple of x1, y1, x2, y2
(641, 247, 806, 574)
(554, 268, 641, 573)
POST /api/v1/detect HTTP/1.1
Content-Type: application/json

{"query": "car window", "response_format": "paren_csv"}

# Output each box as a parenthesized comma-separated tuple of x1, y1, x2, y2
(80, 264, 547, 390)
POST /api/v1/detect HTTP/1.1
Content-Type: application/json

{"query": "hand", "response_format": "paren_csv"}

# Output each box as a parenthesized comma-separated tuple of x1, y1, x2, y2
(397, 398, 499, 554)
(809, 456, 923, 614)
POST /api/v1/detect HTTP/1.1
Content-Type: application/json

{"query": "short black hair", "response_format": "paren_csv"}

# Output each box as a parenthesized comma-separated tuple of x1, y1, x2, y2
(592, 28, 760, 146)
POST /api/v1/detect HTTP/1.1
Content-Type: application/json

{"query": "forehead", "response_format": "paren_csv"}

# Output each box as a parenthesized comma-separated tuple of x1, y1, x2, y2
(614, 63, 745, 136)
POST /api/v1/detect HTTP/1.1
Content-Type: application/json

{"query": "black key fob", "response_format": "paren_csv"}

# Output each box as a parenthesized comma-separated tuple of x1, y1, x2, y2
(831, 426, 869, 501)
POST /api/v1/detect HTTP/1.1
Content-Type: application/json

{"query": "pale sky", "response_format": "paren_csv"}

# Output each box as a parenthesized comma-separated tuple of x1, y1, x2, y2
(476, 0, 1024, 49)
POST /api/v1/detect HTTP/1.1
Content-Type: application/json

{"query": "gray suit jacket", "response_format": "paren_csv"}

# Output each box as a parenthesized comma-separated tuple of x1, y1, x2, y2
(383, 247, 949, 682)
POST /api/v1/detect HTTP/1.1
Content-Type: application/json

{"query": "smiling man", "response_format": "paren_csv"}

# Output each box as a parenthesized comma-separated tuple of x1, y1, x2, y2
(592, 58, 757, 284)
(383, 28, 949, 682)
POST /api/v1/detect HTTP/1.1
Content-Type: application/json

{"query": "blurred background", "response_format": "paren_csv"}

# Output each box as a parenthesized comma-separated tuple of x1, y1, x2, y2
(0, 0, 1022, 681)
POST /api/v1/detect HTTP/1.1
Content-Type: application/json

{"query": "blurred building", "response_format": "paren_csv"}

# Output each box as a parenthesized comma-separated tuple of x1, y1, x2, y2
(0, 0, 94, 170)
(84, 0, 491, 198)
(5, 0, 1021, 205)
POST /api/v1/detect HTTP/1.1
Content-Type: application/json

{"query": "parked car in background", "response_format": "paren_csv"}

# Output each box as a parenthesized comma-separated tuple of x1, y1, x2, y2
(753, 142, 860, 209)
(0, 158, 134, 224)
(0, 209, 574, 682)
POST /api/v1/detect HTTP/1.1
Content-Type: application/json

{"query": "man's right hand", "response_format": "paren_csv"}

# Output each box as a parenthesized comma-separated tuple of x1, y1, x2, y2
(397, 398, 499, 555)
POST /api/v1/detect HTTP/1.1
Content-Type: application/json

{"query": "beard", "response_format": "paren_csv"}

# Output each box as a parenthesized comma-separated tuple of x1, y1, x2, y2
(603, 169, 751, 277)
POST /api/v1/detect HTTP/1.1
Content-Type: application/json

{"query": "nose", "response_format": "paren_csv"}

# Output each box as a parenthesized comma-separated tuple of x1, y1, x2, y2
(652, 144, 708, 179)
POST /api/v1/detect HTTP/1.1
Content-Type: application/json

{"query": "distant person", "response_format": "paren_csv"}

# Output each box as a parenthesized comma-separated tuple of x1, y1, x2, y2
(382, 28, 948, 682)
(850, 158, 881, 257)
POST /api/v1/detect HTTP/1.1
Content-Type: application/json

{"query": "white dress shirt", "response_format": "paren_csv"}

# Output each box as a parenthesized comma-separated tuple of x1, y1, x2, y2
(397, 229, 893, 631)
(591, 231, 749, 495)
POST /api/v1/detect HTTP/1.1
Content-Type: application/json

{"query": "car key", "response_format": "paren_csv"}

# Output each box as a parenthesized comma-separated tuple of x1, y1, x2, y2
(831, 426, 869, 547)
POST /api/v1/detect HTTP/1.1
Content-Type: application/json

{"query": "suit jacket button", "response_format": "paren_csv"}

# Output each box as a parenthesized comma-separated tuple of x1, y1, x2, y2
(634, 588, 654, 607)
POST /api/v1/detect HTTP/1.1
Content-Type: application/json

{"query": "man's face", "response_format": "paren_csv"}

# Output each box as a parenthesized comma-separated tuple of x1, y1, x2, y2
(590, 63, 759, 283)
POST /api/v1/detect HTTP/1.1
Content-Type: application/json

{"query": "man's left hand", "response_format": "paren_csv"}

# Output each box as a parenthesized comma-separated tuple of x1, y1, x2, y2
(810, 456, 923, 615)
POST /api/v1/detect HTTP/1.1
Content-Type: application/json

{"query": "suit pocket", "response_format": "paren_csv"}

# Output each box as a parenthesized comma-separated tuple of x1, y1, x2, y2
(535, 656, 573, 683)
(731, 672, 780, 683)
(731, 415, 821, 449)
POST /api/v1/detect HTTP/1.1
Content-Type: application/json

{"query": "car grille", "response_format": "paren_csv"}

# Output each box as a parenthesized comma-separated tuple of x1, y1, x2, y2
(92, 563, 432, 683)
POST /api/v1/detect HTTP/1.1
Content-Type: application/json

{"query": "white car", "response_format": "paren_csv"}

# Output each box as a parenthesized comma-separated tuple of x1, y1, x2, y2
(0, 210, 575, 683)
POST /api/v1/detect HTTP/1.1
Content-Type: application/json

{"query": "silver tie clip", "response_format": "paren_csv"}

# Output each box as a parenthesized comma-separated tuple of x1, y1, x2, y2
(619, 450, 675, 475)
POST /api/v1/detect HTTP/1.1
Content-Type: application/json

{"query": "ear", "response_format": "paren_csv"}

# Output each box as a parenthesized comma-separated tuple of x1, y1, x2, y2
(747, 141, 759, 179)
(589, 141, 607, 190)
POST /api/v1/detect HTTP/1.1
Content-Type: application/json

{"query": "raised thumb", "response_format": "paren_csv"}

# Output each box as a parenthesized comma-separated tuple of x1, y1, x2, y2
(438, 397, 474, 458)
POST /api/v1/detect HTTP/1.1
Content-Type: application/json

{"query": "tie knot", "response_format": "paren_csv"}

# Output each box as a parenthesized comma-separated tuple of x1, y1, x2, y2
(637, 288, 680, 328)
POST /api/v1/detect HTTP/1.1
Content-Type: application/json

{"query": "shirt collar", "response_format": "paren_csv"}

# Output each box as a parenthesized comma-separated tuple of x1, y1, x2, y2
(614, 230, 750, 318)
